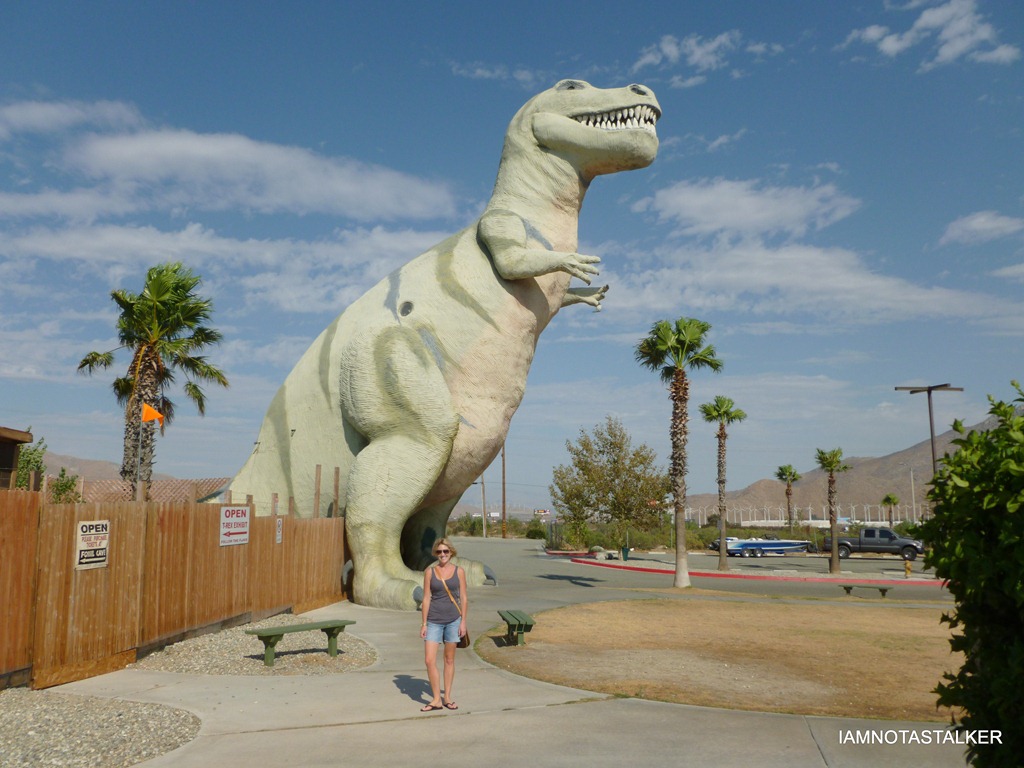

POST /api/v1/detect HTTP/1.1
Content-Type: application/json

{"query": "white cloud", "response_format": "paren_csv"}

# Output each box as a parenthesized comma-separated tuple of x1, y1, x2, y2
(0, 101, 460, 223)
(841, 0, 1021, 71)
(746, 42, 786, 58)
(63, 129, 458, 221)
(684, 31, 742, 71)
(0, 221, 450, 316)
(939, 210, 1024, 245)
(971, 43, 1022, 65)
(670, 75, 707, 89)
(450, 62, 510, 80)
(449, 62, 551, 91)
(603, 239, 1001, 325)
(0, 187, 140, 221)
(991, 263, 1024, 283)
(0, 99, 142, 140)
(634, 177, 860, 240)
(706, 128, 748, 153)
(633, 32, 742, 73)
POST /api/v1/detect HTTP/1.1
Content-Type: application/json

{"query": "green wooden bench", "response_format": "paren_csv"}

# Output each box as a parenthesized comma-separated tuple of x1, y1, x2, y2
(245, 619, 356, 666)
(839, 585, 892, 598)
(497, 609, 535, 646)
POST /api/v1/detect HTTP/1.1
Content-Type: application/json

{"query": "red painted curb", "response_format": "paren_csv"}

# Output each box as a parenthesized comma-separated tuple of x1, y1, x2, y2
(568, 557, 946, 586)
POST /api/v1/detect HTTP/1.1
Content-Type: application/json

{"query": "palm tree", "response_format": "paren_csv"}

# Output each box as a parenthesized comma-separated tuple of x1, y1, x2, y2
(775, 464, 802, 533)
(636, 318, 722, 587)
(815, 447, 850, 575)
(78, 262, 229, 499)
(700, 396, 747, 571)
(882, 493, 900, 528)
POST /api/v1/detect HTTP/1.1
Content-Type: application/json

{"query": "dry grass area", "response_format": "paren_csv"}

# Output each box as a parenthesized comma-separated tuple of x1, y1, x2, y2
(477, 596, 962, 722)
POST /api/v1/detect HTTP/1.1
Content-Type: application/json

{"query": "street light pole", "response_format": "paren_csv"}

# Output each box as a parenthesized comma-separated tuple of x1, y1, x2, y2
(895, 383, 963, 475)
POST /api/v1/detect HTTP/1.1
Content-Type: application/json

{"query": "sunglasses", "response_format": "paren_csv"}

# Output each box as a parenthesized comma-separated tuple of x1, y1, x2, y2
(435, 548, 451, 555)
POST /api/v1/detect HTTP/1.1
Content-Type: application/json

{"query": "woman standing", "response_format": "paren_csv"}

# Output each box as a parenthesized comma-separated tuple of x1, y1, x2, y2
(419, 537, 468, 711)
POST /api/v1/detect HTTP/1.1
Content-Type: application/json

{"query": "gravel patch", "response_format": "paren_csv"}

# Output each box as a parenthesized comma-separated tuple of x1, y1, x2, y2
(0, 614, 376, 767)
(0, 688, 200, 768)
(132, 614, 377, 676)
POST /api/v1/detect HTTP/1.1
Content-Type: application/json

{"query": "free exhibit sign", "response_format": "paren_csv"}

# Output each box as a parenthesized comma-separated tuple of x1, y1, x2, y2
(220, 505, 250, 546)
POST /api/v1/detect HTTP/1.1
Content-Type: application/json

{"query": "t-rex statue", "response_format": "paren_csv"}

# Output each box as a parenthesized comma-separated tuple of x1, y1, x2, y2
(229, 79, 660, 610)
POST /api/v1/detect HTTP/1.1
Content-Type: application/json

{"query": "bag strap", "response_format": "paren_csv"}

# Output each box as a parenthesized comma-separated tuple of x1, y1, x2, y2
(434, 567, 463, 616)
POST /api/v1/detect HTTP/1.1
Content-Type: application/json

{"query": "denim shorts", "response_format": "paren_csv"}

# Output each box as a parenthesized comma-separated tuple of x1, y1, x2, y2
(424, 618, 461, 644)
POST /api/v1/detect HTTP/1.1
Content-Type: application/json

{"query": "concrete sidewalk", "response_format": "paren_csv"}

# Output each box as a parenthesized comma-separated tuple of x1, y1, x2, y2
(59, 538, 968, 767)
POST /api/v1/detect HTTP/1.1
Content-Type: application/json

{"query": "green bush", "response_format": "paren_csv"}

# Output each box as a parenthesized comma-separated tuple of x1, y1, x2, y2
(49, 467, 83, 504)
(917, 383, 1023, 767)
(447, 512, 481, 537)
(525, 518, 547, 539)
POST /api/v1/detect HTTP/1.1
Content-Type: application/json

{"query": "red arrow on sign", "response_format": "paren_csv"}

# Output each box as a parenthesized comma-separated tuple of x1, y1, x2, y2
(223, 530, 247, 537)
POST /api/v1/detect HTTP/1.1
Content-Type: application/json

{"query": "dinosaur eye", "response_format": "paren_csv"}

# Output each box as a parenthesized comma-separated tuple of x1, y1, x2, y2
(555, 79, 587, 91)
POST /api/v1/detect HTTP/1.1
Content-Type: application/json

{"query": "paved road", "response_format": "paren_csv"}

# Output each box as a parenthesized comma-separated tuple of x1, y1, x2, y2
(60, 537, 969, 768)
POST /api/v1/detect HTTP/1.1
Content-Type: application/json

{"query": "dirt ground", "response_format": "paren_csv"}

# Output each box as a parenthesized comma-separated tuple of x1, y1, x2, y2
(476, 593, 961, 722)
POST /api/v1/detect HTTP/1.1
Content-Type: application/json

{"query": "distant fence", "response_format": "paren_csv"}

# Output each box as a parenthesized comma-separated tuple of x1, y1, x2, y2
(1, 490, 346, 690)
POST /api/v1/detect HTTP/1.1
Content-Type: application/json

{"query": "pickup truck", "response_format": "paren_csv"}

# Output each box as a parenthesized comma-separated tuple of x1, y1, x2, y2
(824, 527, 925, 561)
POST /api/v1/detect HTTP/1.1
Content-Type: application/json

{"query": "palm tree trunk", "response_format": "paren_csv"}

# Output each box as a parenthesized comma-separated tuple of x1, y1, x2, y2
(786, 484, 793, 533)
(120, 399, 140, 500)
(828, 473, 840, 575)
(717, 424, 728, 572)
(670, 368, 691, 588)
(120, 349, 161, 501)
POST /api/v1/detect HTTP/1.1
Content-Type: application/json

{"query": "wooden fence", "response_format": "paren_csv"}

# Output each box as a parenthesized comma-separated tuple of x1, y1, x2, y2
(1, 490, 346, 690)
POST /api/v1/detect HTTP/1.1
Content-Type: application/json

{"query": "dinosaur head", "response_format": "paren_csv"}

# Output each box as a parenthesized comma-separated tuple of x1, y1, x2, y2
(509, 79, 661, 181)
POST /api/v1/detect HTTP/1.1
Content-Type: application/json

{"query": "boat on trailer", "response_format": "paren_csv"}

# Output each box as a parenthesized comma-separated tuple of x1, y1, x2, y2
(725, 538, 810, 557)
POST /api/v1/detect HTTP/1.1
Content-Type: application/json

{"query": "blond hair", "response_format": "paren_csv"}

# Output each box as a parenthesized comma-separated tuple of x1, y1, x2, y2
(432, 537, 458, 558)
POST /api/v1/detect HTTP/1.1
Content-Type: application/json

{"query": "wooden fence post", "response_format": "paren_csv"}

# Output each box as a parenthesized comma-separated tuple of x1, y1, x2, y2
(313, 465, 322, 518)
(333, 467, 340, 518)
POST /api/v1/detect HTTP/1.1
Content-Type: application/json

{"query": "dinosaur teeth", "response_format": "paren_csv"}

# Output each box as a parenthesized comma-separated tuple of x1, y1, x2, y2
(575, 104, 658, 133)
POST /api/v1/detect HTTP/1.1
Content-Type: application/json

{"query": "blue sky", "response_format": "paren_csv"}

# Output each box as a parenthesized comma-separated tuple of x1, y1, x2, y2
(2, 1, 1022, 508)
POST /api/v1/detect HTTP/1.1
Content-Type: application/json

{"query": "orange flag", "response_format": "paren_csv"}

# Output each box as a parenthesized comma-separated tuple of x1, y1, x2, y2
(141, 403, 164, 426)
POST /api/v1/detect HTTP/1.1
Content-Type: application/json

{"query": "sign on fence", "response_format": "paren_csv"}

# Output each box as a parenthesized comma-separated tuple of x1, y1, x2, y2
(75, 520, 110, 570)
(219, 505, 250, 546)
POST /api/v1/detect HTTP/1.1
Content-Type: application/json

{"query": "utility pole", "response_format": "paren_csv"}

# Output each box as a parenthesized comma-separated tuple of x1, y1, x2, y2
(895, 383, 963, 475)
(480, 474, 487, 538)
(501, 443, 507, 538)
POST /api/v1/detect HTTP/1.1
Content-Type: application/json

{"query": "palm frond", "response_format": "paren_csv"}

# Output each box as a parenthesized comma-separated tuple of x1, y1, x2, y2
(77, 350, 116, 373)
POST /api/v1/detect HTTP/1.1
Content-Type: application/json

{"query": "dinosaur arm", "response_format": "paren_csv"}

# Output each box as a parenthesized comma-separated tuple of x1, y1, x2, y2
(561, 285, 609, 310)
(478, 209, 599, 284)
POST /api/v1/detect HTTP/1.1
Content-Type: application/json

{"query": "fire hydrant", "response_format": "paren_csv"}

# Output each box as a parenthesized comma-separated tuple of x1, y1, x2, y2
(904, 559, 913, 579)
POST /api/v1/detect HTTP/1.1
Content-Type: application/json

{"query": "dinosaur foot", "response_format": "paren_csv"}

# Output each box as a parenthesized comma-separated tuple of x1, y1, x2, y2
(353, 572, 423, 611)
(454, 557, 497, 587)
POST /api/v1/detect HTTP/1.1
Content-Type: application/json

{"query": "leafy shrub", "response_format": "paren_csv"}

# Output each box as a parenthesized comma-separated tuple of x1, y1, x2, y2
(525, 518, 547, 539)
(49, 468, 83, 503)
(917, 383, 1023, 767)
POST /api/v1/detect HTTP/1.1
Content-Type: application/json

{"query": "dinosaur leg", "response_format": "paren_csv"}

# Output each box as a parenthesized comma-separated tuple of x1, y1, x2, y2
(346, 436, 453, 609)
(402, 498, 459, 572)
(341, 327, 460, 611)
(404, 501, 495, 586)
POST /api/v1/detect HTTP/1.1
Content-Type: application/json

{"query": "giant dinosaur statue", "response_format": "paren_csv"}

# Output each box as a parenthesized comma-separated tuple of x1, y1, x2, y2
(229, 80, 660, 610)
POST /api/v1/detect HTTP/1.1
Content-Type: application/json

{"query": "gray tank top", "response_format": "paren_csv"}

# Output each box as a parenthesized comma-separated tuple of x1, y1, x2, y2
(427, 567, 462, 624)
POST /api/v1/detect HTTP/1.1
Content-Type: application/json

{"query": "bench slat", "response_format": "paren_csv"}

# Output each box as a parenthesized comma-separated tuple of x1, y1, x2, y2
(245, 619, 355, 637)
(497, 609, 535, 646)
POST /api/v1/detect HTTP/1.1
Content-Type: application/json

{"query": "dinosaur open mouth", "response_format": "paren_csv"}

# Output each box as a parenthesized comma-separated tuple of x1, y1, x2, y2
(574, 105, 659, 133)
